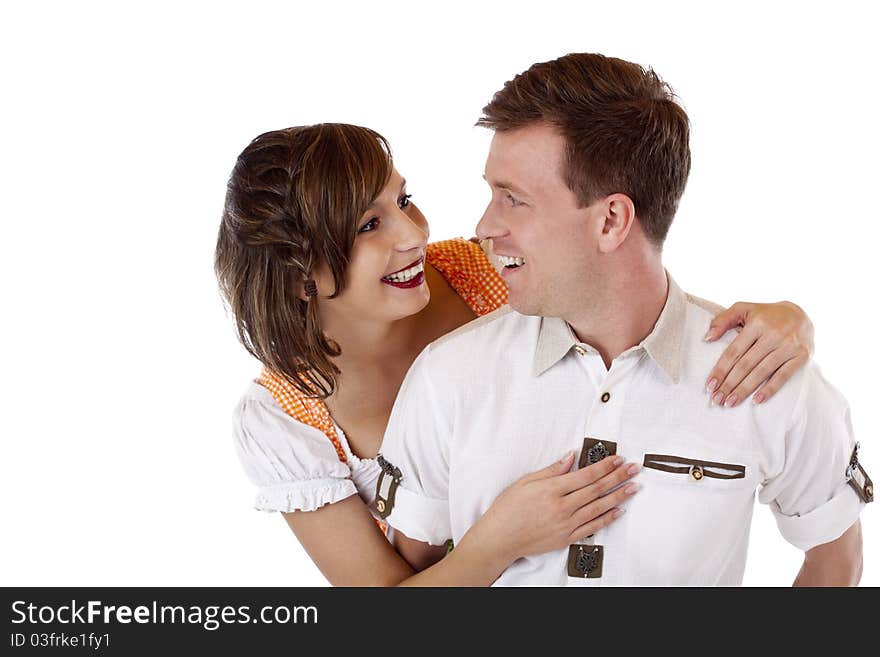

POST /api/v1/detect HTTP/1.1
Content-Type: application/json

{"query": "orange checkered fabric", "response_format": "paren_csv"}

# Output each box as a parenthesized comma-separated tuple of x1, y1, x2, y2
(426, 238, 508, 316)
(257, 368, 347, 462)
(256, 238, 507, 496)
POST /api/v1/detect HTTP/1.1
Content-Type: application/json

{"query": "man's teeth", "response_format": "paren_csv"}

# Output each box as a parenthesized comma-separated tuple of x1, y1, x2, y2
(383, 261, 424, 283)
(497, 255, 525, 267)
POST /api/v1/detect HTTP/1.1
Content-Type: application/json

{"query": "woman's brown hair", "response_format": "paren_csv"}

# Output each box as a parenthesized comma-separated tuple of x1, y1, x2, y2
(215, 124, 393, 397)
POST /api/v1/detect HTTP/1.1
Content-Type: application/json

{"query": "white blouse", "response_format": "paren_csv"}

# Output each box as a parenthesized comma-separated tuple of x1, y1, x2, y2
(233, 382, 381, 514)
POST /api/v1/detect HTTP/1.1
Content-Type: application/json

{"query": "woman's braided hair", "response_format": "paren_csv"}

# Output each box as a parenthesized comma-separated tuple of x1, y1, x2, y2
(215, 124, 393, 397)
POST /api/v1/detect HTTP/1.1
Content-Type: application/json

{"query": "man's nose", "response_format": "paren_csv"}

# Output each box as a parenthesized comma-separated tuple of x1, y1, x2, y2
(476, 201, 503, 241)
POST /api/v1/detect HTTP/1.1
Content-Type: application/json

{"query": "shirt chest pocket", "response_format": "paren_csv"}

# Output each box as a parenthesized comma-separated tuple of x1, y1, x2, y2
(632, 450, 756, 534)
(625, 450, 757, 583)
(641, 453, 748, 487)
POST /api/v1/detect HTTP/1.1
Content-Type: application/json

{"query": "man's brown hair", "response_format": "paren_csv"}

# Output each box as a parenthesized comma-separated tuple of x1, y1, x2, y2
(215, 124, 393, 397)
(478, 53, 690, 245)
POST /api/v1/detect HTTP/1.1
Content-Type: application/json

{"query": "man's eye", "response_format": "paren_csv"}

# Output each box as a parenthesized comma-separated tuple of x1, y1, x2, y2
(398, 193, 412, 209)
(506, 193, 523, 207)
(358, 217, 380, 233)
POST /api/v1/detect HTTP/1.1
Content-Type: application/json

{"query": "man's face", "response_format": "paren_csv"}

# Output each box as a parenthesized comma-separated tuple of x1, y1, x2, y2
(476, 123, 599, 319)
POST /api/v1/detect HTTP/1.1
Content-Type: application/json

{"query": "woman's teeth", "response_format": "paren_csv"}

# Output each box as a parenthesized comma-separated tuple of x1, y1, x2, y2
(497, 255, 525, 268)
(382, 261, 424, 283)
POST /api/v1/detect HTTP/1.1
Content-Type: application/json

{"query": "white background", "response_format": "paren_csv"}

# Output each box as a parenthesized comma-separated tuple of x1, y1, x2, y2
(2, 1, 877, 586)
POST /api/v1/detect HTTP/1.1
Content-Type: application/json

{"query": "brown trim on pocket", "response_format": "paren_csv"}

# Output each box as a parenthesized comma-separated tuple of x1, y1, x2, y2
(642, 454, 746, 480)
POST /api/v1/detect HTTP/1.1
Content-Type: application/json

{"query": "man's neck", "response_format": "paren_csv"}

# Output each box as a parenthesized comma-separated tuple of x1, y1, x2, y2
(566, 258, 669, 369)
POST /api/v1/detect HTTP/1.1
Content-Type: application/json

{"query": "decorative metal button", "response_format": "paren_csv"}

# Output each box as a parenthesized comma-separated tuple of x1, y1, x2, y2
(567, 544, 604, 578)
(867, 484, 874, 499)
(579, 438, 617, 470)
(587, 442, 609, 464)
(376, 500, 386, 514)
(689, 464, 704, 481)
(601, 392, 611, 403)
(573, 345, 587, 355)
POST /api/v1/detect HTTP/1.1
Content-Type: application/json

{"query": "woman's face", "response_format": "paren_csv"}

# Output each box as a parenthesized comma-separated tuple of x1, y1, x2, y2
(314, 168, 431, 329)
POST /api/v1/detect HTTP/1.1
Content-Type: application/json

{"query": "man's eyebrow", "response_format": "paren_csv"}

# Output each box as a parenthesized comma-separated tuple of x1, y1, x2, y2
(482, 174, 529, 197)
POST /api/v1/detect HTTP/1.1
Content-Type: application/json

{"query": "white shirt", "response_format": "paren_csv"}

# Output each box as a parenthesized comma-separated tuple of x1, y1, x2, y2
(379, 275, 866, 585)
(234, 383, 380, 514)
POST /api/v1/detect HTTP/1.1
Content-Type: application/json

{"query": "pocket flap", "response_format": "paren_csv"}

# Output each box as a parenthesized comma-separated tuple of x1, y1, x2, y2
(643, 453, 746, 480)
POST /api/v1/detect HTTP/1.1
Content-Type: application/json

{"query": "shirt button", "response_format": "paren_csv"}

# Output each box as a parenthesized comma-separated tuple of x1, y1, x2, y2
(601, 392, 611, 403)
(573, 345, 587, 355)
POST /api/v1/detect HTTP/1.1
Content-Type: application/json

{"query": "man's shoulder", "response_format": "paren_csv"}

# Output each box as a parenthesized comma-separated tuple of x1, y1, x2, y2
(684, 292, 726, 318)
(427, 304, 536, 353)
(678, 288, 822, 418)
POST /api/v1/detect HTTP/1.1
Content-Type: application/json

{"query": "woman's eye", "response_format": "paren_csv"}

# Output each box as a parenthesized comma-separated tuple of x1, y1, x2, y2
(398, 193, 412, 209)
(358, 217, 380, 233)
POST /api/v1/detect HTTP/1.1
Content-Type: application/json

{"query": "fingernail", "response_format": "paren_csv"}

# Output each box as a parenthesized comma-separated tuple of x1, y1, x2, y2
(753, 393, 765, 404)
(711, 391, 724, 405)
(703, 328, 715, 341)
(559, 450, 574, 463)
(706, 378, 718, 392)
(612, 455, 624, 466)
(625, 483, 640, 494)
(724, 394, 738, 408)
(612, 508, 625, 518)
(627, 464, 640, 475)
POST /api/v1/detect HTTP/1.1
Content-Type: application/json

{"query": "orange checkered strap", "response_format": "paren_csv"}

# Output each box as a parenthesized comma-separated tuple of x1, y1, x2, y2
(426, 238, 508, 316)
(256, 368, 347, 463)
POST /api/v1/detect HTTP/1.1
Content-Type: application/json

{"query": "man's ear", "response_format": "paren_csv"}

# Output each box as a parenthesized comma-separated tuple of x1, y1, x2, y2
(596, 193, 637, 254)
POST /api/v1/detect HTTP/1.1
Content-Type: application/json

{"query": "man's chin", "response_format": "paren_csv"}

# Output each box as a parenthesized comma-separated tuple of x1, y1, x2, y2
(507, 294, 543, 318)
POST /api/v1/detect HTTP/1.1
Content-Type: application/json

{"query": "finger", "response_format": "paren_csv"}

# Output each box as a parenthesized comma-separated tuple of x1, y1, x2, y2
(713, 337, 776, 403)
(752, 354, 809, 404)
(568, 482, 640, 540)
(705, 302, 750, 342)
(705, 323, 759, 397)
(722, 347, 794, 407)
(555, 454, 624, 494)
(568, 507, 625, 543)
(564, 461, 640, 511)
(519, 450, 576, 483)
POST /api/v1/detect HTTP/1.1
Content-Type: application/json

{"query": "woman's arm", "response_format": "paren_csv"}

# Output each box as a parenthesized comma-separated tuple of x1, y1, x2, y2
(284, 452, 640, 586)
(704, 301, 814, 407)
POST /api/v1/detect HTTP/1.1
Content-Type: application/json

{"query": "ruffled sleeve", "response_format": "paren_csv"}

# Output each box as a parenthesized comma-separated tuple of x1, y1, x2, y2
(233, 385, 358, 513)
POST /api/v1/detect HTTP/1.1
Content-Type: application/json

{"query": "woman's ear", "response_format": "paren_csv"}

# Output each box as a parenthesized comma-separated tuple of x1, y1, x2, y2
(596, 193, 637, 254)
(293, 275, 311, 302)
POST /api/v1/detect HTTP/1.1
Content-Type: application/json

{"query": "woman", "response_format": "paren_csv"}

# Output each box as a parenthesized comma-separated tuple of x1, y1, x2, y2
(216, 124, 813, 585)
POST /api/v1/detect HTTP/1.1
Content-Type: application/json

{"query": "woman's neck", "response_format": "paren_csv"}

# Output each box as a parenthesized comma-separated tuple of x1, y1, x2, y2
(321, 263, 454, 375)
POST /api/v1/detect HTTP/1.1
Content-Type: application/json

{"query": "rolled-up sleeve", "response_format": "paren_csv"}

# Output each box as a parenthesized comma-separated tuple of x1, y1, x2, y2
(378, 349, 453, 546)
(758, 364, 866, 551)
(234, 389, 357, 513)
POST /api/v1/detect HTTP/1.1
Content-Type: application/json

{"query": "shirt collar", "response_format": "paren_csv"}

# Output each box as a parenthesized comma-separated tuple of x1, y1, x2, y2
(532, 273, 687, 383)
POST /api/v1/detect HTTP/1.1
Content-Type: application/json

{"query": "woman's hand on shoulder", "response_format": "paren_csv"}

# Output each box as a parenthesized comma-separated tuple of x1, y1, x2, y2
(705, 300, 814, 407)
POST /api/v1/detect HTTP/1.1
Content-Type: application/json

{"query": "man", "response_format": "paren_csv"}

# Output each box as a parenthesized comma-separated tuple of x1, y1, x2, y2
(377, 53, 871, 585)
